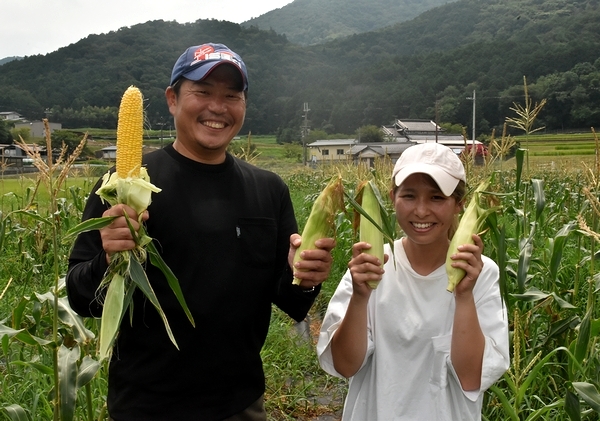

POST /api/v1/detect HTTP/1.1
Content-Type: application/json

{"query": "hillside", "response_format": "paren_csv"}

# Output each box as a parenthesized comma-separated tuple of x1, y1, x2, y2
(242, 0, 456, 45)
(0, 57, 21, 66)
(0, 0, 599, 139)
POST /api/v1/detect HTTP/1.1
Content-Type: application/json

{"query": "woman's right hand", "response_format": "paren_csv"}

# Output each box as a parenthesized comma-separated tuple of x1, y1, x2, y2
(100, 204, 149, 260)
(348, 241, 386, 297)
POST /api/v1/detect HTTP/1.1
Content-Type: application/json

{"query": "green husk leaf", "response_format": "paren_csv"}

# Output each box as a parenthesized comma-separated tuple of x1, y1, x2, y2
(445, 179, 499, 292)
(98, 271, 126, 360)
(63, 216, 117, 240)
(292, 175, 345, 285)
(128, 255, 179, 349)
(145, 232, 195, 327)
(355, 181, 388, 289)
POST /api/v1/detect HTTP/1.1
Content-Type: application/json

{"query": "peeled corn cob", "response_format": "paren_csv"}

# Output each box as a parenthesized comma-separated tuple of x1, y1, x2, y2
(292, 175, 345, 285)
(116, 86, 144, 178)
(358, 181, 385, 289)
(445, 180, 489, 292)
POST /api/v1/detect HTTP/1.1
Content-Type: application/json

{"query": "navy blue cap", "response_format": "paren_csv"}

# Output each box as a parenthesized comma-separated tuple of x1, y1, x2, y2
(170, 43, 248, 91)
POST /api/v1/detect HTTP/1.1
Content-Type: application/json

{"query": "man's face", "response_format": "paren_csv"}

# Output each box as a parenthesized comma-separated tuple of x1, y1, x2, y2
(166, 64, 246, 164)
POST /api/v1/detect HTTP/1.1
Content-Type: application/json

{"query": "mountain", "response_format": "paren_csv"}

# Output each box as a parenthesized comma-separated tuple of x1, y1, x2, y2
(242, 0, 457, 45)
(0, 57, 22, 66)
(0, 0, 599, 137)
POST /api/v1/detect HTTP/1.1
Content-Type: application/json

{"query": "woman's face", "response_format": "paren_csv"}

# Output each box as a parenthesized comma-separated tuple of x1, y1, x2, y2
(390, 173, 462, 248)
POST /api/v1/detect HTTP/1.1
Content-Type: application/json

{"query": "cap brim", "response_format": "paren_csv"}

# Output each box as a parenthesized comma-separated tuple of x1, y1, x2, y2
(182, 61, 247, 91)
(394, 163, 460, 196)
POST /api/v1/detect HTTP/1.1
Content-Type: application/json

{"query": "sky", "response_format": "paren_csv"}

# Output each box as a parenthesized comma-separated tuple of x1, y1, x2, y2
(1, 0, 294, 59)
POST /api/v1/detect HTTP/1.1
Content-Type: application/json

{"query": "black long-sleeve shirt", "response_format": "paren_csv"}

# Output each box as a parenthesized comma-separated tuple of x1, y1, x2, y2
(66, 145, 319, 421)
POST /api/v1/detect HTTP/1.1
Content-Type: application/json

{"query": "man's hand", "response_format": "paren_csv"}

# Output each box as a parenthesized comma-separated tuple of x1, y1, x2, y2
(288, 233, 336, 289)
(100, 204, 149, 261)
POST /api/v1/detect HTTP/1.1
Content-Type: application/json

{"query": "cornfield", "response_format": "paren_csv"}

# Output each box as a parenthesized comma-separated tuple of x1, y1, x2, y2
(3, 125, 600, 420)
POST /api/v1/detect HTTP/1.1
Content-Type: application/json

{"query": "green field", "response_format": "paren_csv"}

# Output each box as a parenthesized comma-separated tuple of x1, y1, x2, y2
(3, 134, 600, 419)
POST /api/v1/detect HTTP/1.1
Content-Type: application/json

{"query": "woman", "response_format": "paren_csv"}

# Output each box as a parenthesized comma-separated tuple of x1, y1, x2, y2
(317, 143, 509, 421)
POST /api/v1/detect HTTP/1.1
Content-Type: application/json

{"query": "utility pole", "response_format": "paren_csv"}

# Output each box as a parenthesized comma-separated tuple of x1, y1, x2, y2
(434, 100, 439, 143)
(466, 90, 476, 144)
(301, 102, 310, 166)
(157, 116, 166, 148)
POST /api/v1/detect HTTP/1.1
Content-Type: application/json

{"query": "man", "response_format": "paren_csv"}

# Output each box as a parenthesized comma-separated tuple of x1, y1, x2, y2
(66, 43, 335, 421)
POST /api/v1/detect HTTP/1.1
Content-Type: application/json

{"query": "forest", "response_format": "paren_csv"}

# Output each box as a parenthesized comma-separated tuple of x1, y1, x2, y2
(0, 0, 599, 140)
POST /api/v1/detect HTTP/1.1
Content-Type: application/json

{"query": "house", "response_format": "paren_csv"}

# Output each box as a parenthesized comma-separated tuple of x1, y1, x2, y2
(0, 111, 22, 121)
(306, 139, 357, 163)
(307, 137, 414, 166)
(382, 119, 484, 154)
(307, 118, 486, 166)
(99, 145, 117, 160)
(0, 143, 46, 168)
(13, 121, 62, 138)
(347, 141, 414, 166)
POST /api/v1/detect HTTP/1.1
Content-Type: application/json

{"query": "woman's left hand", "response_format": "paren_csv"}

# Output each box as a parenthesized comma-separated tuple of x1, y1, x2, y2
(449, 233, 484, 296)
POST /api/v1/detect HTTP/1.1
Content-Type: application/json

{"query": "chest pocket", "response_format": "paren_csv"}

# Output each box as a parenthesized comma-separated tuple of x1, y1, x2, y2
(236, 217, 278, 267)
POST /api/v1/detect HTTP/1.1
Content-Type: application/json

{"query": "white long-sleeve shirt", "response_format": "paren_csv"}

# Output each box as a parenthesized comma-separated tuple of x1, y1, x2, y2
(317, 239, 510, 421)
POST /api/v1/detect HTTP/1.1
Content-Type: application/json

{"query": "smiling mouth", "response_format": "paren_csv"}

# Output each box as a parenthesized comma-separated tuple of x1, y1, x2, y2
(412, 222, 434, 229)
(202, 120, 226, 129)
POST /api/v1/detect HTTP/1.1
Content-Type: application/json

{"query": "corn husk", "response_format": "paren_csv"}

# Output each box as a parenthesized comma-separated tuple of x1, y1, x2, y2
(357, 181, 385, 289)
(445, 180, 490, 292)
(292, 175, 345, 285)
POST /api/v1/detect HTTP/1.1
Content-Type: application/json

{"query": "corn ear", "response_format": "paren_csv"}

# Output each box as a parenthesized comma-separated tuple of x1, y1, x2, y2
(292, 175, 345, 285)
(358, 181, 385, 289)
(96, 86, 161, 216)
(446, 180, 489, 292)
(116, 86, 144, 178)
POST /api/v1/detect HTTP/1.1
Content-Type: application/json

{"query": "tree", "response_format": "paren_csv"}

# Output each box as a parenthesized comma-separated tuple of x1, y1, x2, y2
(357, 125, 384, 143)
(0, 119, 14, 144)
(49, 130, 91, 157)
(11, 127, 30, 143)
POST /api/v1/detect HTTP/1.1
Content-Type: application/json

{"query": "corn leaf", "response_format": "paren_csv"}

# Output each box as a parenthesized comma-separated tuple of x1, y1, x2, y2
(3, 404, 28, 421)
(574, 306, 592, 367)
(128, 255, 179, 349)
(0, 214, 5, 254)
(76, 355, 101, 389)
(35, 292, 96, 343)
(573, 382, 600, 413)
(564, 390, 581, 421)
(58, 344, 79, 421)
(517, 240, 533, 294)
(10, 361, 54, 376)
(145, 234, 195, 327)
(63, 216, 116, 240)
(549, 222, 577, 283)
(488, 384, 519, 421)
(531, 179, 546, 222)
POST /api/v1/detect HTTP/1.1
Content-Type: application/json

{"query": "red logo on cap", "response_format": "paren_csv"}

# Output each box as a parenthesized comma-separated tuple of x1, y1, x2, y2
(193, 45, 215, 63)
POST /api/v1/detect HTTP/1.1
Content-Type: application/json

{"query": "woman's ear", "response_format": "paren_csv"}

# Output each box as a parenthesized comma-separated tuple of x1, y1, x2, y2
(455, 199, 465, 214)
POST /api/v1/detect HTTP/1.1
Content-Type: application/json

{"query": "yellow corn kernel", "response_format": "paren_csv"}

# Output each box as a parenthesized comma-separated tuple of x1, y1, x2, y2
(292, 175, 345, 285)
(116, 86, 144, 178)
(445, 180, 489, 292)
(358, 181, 385, 289)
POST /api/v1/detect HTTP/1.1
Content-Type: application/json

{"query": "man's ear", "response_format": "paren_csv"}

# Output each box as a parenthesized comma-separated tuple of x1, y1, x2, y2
(165, 86, 177, 112)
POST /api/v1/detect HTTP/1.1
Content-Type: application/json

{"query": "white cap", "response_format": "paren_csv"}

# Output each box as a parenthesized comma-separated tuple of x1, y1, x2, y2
(392, 143, 466, 196)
